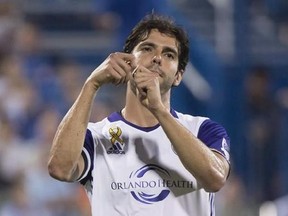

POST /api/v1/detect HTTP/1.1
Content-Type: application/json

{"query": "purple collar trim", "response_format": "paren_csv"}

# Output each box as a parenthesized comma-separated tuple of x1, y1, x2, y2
(107, 108, 178, 132)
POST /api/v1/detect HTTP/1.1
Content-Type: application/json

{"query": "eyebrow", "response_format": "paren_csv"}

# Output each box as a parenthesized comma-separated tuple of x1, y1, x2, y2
(139, 41, 178, 56)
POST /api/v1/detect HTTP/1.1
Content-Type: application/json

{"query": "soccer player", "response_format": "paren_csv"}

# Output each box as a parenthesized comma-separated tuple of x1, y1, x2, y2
(48, 13, 231, 216)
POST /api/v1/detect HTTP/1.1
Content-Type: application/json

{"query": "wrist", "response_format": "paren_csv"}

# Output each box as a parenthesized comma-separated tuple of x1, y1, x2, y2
(84, 79, 101, 92)
(150, 104, 169, 119)
(83, 80, 100, 97)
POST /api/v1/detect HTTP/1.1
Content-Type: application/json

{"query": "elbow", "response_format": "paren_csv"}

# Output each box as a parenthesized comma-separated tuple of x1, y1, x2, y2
(201, 170, 227, 192)
(202, 178, 226, 192)
(202, 158, 229, 192)
(47, 160, 74, 182)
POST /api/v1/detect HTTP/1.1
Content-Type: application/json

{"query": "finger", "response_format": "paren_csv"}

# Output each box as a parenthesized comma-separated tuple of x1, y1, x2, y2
(131, 66, 140, 79)
(129, 66, 140, 83)
(133, 68, 158, 82)
(115, 52, 136, 70)
(137, 86, 147, 97)
(128, 55, 146, 78)
(136, 78, 154, 90)
(122, 53, 137, 69)
(108, 58, 130, 84)
(105, 64, 127, 85)
(111, 63, 127, 83)
(135, 76, 155, 93)
(117, 57, 134, 74)
(109, 69, 124, 84)
(118, 62, 135, 83)
(113, 53, 137, 83)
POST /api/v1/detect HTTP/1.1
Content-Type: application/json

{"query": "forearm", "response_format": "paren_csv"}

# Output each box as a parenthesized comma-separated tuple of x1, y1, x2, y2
(48, 52, 135, 181)
(48, 82, 98, 181)
(153, 108, 227, 192)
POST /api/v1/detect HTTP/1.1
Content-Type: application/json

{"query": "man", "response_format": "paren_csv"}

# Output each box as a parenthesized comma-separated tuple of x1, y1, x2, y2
(48, 13, 231, 216)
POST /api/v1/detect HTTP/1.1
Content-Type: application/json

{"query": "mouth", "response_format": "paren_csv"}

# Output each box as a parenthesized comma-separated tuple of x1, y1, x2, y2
(149, 67, 162, 76)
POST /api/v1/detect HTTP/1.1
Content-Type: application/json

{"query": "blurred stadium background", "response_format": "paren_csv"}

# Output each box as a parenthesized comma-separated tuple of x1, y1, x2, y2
(1, 0, 288, 215)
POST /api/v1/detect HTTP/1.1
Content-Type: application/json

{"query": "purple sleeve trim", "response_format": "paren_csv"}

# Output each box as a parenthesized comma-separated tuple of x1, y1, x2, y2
(198, 119, 230, 161)
(79, 129, 94, 185)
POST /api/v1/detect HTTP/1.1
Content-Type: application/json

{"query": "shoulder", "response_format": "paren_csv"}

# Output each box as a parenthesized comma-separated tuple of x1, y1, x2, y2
(198, 119, 229, 138)
(173, 110, 209, 133)
(87, 112, 118, 129)
(173, 110, 229, 138)
(87, 111, 128, 139)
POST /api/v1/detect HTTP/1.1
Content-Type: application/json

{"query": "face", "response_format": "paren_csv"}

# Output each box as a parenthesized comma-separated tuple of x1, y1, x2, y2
(131, 29, 182, 93)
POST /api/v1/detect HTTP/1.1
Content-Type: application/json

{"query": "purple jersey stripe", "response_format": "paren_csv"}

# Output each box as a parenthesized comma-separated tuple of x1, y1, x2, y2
(209, 193, 215, 216)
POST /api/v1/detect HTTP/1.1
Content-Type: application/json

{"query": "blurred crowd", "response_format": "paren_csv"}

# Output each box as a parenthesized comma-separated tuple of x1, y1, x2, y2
(0, 0, 180, 214)
(0, 1, 122, 215)
(1, 0, 288, 216)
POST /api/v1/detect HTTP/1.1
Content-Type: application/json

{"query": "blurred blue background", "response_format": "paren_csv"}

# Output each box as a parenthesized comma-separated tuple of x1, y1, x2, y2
(1, 0, 288, 215)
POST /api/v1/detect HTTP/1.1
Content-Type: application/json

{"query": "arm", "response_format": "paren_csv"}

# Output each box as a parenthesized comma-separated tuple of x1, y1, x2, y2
(153, 109, 229, 192)
(48, 52, 135, 182)
(132, 66, 229, 192)
(48, 83, 96, 182)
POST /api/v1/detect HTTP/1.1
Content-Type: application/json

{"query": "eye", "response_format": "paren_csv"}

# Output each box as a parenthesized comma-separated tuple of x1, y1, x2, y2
(165, 52, 175, 60)
(142, 46, 152, 52)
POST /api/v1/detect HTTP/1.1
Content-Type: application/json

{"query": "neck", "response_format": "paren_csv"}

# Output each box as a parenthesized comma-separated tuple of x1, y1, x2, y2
(122, 83, 171, 127)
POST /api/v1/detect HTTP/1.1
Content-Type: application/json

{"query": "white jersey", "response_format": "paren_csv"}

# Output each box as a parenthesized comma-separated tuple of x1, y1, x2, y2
(78, 109, 230, 216)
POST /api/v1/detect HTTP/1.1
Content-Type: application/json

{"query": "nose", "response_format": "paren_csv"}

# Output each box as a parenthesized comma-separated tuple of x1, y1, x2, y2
(152, 54, 161, 65)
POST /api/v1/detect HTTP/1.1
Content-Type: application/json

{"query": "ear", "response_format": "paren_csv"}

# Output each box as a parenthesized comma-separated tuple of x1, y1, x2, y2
(172, 70, 184, 87)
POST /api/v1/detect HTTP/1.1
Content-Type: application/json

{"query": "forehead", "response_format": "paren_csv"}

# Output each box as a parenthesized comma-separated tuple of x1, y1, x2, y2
(137, 29, 178, 51)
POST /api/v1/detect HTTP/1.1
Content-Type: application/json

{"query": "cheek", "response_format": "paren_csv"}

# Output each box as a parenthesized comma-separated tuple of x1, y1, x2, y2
(133, 52, 143, 65)
(133, 51, 153, 66)
(168, 62, 178, 73)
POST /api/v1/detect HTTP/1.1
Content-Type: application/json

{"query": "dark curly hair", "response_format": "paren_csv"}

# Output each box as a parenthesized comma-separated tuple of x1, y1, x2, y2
(123, 13, 189, 72)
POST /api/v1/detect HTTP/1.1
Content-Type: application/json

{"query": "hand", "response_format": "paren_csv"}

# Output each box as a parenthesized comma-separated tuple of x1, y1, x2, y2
(131, 65, 164, 112)
(86, 52, 136, 90)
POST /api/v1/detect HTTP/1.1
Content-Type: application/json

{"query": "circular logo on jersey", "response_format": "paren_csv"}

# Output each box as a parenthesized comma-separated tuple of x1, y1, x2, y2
(129, 164, 171, 204)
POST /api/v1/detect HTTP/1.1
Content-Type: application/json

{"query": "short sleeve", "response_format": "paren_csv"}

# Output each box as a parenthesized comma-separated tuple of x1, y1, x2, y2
(77, 129, 94, 185)
(197, 119, 230, 162)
